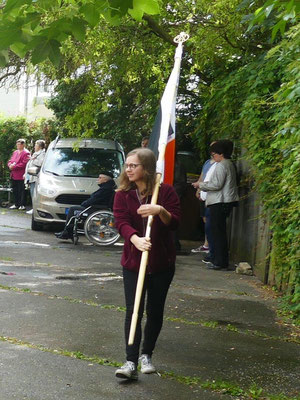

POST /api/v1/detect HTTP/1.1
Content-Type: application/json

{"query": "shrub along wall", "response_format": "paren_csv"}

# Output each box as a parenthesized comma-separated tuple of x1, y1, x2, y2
(241, 26, 300, 317)
(193, 24, 300, 319)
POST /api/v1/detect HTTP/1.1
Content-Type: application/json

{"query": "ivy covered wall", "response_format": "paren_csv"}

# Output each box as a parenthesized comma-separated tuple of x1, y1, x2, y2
(194, 24, 300, 318)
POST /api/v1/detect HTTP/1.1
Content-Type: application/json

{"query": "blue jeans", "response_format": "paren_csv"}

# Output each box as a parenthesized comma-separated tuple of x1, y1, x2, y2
(30, 182, 35, 199)
(205, 207, 214, 261)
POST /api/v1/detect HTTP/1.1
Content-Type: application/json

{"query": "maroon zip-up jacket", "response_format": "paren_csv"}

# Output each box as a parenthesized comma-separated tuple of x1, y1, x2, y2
(113, 184, 181, 274)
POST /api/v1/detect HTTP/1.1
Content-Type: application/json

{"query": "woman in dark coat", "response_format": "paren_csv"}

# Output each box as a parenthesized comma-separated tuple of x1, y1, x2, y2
(113, 148, 181, 380)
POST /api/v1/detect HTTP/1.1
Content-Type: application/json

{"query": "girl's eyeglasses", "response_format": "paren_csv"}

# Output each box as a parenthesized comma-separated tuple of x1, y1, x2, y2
(125, 163, 142, 170)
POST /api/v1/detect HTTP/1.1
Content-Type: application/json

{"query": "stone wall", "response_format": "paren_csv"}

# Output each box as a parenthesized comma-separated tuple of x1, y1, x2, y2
(228, 160, 272, 283)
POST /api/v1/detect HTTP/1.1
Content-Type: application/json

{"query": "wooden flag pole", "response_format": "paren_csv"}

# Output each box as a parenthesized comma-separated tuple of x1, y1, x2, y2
(128, 32, 189, 346)
(128, 158, 164, 346)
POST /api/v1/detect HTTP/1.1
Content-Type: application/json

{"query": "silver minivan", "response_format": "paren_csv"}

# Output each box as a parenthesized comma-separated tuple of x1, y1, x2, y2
(31, 137, 124, 230)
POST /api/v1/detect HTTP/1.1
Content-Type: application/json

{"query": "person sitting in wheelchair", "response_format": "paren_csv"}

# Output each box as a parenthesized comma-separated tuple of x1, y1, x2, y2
(55, 171, 116, 240)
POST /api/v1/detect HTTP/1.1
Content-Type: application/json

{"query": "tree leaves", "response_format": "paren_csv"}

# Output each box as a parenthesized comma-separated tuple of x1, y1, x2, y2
(80, 4, 101, 27)
(0, 0, 161, 66)
(3, 0, 32, 16)
(9, 42, 27, 58)
(0, 50, 9, 67)
(249, 0, 299, 40)
(30, 38, 59, 65)
(128, 0, 160, 21)
(0, 19, 25, 50)
(70, 18, 87, 42)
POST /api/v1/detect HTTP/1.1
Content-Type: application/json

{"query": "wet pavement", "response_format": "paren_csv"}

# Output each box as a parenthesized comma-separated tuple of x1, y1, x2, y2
(0, 208, 299, 400)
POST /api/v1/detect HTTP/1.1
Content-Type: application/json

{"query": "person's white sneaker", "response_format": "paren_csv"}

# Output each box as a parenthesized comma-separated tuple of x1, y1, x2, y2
(18, 206, 26, 210)
(139, 354, 156, 374)
(9, 205, 17, 209)
(26, 209, 33, 214)
(115, 361, 138, 380)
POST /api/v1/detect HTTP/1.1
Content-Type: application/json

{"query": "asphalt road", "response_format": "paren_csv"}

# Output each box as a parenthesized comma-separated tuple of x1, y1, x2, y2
(0, 208, 299, 400)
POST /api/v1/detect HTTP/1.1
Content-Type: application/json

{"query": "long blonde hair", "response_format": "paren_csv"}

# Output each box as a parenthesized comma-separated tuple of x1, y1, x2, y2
(118, 148, 157, 196)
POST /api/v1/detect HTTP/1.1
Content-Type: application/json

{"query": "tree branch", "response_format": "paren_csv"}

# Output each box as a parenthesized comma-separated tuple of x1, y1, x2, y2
(142, 14, 212, 85)
(142, 14, 175, 46)
(0, 53, 29, 87)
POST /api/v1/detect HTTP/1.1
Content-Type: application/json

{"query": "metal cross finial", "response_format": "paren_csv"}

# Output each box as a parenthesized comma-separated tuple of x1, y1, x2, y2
(174, 32, 189, 44)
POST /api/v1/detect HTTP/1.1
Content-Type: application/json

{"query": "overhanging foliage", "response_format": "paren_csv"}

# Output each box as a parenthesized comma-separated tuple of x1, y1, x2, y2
(0, 0, 160, 66)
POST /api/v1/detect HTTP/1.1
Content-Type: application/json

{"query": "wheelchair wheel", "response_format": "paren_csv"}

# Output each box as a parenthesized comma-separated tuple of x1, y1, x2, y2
(72, 230, 79, 245)
(72, 219, 79, 245)
(84, 210, 120, 246)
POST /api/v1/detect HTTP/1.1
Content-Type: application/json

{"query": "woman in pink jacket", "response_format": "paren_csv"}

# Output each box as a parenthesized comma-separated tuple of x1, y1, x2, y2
(113, 148, 181, 381)
(7, 138, 30, 210)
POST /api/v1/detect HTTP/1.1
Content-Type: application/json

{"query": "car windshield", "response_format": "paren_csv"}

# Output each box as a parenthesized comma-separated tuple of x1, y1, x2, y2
(43, 148, 123, 178)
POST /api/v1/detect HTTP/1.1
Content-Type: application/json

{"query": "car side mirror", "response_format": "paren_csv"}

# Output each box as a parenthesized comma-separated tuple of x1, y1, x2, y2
(27, 166, 40, 176)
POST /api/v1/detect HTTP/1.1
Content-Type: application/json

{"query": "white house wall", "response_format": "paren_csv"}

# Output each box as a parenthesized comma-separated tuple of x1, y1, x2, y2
(0, 86, 23, 117)
(0, 74, 54, 120)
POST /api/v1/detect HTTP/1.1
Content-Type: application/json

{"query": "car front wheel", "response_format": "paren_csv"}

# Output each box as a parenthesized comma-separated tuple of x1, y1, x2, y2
(31, 214, 44, 231)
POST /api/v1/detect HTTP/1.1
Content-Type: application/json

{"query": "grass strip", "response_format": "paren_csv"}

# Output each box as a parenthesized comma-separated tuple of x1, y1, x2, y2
(162, 371, 300, 400)
(0, 284, 298, 344)
(165, 317, 300, 345)
(0, 335, 298, 400)
(0, 334, 121, 367)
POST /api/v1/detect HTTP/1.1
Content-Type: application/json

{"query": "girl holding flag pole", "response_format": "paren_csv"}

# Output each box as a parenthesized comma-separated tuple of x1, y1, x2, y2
(113, 147, 181, 380)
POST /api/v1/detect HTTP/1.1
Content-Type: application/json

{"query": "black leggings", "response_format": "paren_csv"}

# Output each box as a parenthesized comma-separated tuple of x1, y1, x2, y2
(123, 267, 174, 365)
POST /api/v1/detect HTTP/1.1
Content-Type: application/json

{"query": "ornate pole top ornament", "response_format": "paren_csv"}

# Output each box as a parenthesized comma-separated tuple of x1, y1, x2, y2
(174, 32, 189, 44)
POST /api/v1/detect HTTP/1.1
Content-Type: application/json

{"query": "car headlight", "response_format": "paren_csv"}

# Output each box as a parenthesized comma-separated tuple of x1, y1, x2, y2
(37, 184, 58, 197)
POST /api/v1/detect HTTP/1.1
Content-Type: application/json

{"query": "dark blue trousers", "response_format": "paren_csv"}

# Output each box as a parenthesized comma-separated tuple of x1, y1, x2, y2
(208, 203, 234, 268)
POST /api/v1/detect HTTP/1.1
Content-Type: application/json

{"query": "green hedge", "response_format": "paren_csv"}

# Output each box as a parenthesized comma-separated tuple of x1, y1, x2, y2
(0, 117, 57, 185)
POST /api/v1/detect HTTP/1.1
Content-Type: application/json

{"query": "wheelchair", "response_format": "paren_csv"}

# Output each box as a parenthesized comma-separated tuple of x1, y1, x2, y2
(66, 205, 120, 246)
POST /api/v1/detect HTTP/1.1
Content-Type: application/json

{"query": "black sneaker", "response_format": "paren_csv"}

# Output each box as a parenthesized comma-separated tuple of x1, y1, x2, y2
(207, 264, 228, 271)
(115, 361, 138, 380)
(202, 255, 213, 264)
(55, 230, 71, 240)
